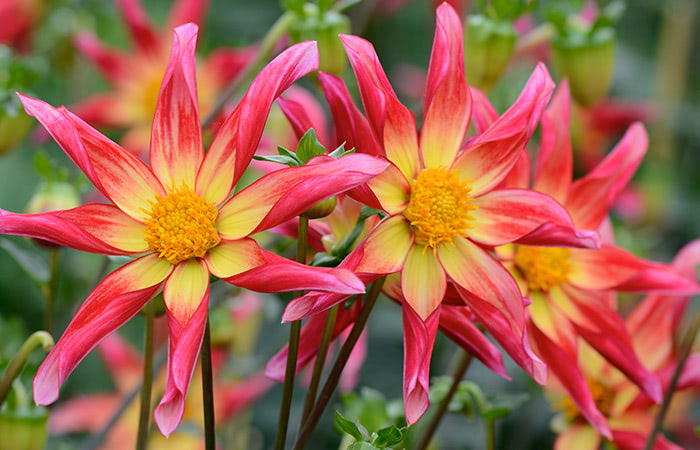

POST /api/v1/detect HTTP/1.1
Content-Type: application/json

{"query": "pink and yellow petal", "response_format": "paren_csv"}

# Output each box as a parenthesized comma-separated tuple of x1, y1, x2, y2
(356, 215, 414, 275)
(420, 3, 470, 168)
(367, 162, 410, 215)
(33, 254, 172, 405)
(163, 258, 209, 327)
(149, 24, 203, 190)
(204, 238, 266, 279)
(553, 425, 601, 450)
(401, 245, 446, 320)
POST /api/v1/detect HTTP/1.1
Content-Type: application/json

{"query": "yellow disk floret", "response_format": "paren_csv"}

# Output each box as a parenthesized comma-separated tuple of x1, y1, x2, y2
(144, 185, 220, 264)
(514, 246, 571, 292)
(553, 377, 613, 422)
(404, 167, 477, 249)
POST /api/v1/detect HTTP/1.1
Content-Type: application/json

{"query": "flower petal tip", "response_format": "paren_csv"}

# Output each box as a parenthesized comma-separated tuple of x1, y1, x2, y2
(404, 386, 430, 425)
(33, 358, 60, 406)
(153, 396, 186, 438)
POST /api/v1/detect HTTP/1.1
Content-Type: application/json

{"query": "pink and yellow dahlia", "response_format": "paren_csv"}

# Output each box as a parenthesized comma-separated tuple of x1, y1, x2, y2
(0, 24, 389, 435)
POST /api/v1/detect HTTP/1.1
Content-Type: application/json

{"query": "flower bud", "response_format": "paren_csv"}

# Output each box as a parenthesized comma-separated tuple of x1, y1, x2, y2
(302, 195, 337, 219)
(25, 182, 81, 248)
(0, 407, 48, 450)
(552, 26, 615, 107)
(289, 4, 350, 77)
(0, 110, 32, 157)
(463, 15, 517, 92)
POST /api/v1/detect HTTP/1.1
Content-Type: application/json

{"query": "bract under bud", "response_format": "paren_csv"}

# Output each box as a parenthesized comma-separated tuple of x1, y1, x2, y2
(289, 4, 350, 77)
(463, 15, 517, 92)
(552, 26, 616, 107)
(302, 195, 337, 219)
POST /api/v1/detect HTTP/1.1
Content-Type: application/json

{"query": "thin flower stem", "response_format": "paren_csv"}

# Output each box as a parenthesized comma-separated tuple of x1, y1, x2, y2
(644, 304, 700, 450)
(201, 11, 296, 129)
(294, 276, 387, 450)
(0, 331, 54, 406)
(136, 301, 155, 450)
(275, 216, 309, 450)
(485, 419, 496, 450)
(299, 304, 340, 427)
(201, 317, 215, 450)
(414, 349, 473, 450)
(43, 249, 59, 331)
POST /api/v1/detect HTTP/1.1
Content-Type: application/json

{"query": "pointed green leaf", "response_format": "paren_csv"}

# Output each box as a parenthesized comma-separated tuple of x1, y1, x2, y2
(252, 155, 302, 166)
(296, 128, 327, 163)
(371, 425, 403, 447)
(335, 411, 370, 441)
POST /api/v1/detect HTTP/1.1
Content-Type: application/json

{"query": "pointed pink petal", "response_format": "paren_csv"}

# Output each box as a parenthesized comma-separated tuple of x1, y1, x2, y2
(469, 87, 498, 134)
(420, 3, 470, 168)
(533, 80, 573, 203)
(197, 41, 319, 205)
(33, 255, 173, 405)
(115, 0, 160, 53)
(401, 245, 446, 320)
(48, 393, 121, 433)
(73, 32, 128, 84)
(216, 154, 388, 239)
(611, 430, 684, 450)
(468, 188, 600, 248)
(218, 371, 275, 421)
(167, 0, 209, 29)
(276, 89, 330, 148)
(266, 301, 361, 380)
(403, 304, 440, 425)
(340, 34, 420, 180)
(201, 46, 256, 89)
(154, 287, 209, 437)
(19, 94, 166, 221)
(318, 72, 383, 157)
(565, 123, 648, 230)
(500, 150, 531, 189)
(0, 204, 147, 254)
(163, 258, 209, 327)
(452, 63, 554, 196)
(439, 304, 510, 379)
(528, 323, 612, 438)
(568, 245, 700, 294)
(150, 24, 203, 190)
(97, 333, 143, 391)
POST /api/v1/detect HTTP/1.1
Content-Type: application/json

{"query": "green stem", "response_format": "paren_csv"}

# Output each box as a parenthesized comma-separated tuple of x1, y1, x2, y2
(136, 302, 155, 450)
(275, 216, 309, 450)
(299, 304, 339, 427)
(202, 317, 215, 450)
(294, 276, 386, 450)
(201, 11, 296, 129)
(485, 419, 496, 450)
(0, 331, 54, 406)
(43, 249, 59, 331)
(644, 303, 700, 450)
(414, 349, 473, 450)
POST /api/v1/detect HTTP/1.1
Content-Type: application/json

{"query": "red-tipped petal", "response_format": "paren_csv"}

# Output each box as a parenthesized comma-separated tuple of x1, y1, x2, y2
(0, 204, 147, 254)
(468, 188, 600, 248)
(533, 80, 573, 203)
(216, 154, 388, 239)
(420, 3, 470, 169)
(402, 304, 440, 425)
(154, 287, 209, 437)
(115, 0, 159, 53)
(73, 33, 128, 84)
(33, 255, 172, 405)
(19, 94, 166, 221)
(150, 23, 203, 190)
(528, 323, 612, 438)
(340, 34, 420, 180)
(565, 123, 648, 230)
(452, 63, 554, 196)
(197, 41, 319, 205)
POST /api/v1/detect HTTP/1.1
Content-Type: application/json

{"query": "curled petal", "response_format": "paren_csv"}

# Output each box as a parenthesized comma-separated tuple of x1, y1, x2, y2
(33, 255, 172, 405)
(420, 3, 471, 168)
(154, 287, 209, 436)
(197, 41, 319, 205)
(452, 63, 554, 196)
(0, 204, 147, 254)
(150, 23, 203, 190)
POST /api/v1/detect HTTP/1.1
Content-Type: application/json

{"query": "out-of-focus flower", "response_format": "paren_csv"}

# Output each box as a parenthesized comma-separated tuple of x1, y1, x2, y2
(0, 25, 391, 435)
(0, 0, 44, 51)
(71, 0, 255, 156)
(547, 240, 700, 450)
(482, 80, 700, 437)
(283, 4, 601, 425)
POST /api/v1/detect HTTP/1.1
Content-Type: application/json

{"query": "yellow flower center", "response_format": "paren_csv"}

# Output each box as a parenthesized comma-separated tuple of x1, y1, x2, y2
(514, 246, 571, 292)
(404, 167, 477, 249)
(554, 377, 614, 422)
(144, 185, 220, 264)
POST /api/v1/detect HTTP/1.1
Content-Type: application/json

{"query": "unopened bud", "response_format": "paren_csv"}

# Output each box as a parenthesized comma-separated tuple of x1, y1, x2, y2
(552, 26, 615, 107)
(289, 4, 350, 77)
(302, 196, 337, 219)
(26, 182, 81, 248)
(0, 111, 32, 158)
(463, 15, 517, 92)
(0, 409, 48, 450)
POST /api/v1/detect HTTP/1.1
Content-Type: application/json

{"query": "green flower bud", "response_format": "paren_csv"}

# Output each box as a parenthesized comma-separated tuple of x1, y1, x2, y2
(302, 195, 337, 219)
(552, 26, 615, 107)
(464, 15, 517, 92)
(0, 409, 48, 450)
(0, 111, 31, 158)
(289, 4, 350, 77)
(25, 182, 81, 215)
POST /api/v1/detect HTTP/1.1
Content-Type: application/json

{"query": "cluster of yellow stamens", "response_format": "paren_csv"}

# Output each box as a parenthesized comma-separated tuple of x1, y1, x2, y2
(144, 185, 220, 264)
(555, 377, 613, 422)
(404, 167, 477, 249)
(514, 246, 571, 291)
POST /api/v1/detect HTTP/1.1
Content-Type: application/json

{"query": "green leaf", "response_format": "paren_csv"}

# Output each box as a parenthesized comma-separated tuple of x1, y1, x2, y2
(310, 253, 341, 267)
(348, 443, 380, 450)
(0, 239, 50, 284)
(371, 425, 403, 447)
(252, 155, 302, 166)
(328, 142, 355, 159)
(335, 411, 370, 441)
(296, 128, 327, 163)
